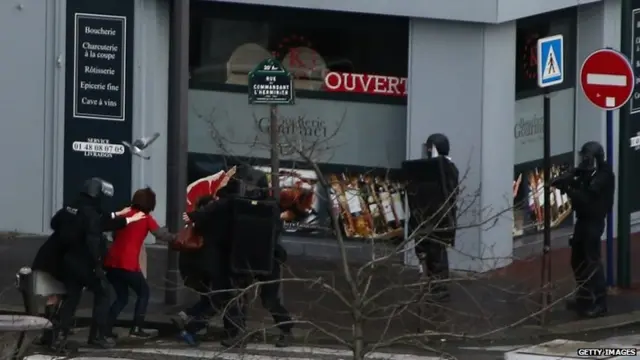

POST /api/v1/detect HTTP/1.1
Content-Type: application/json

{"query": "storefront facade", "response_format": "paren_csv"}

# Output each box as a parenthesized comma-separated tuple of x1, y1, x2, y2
(0, 0, 623, 272)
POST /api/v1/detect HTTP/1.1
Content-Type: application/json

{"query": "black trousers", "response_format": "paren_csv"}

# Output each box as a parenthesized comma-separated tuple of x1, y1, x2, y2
(256, 264, 292, 332)
(419, 237, 450, 294)
(183, 277, 246, 336)
(106, 268, 149, 329)
(570, 220, 607, 309)
(57, 274, 110, 339)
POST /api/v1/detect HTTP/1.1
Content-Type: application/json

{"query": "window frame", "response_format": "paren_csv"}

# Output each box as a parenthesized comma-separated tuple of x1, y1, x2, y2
(189, 1, 409, 106)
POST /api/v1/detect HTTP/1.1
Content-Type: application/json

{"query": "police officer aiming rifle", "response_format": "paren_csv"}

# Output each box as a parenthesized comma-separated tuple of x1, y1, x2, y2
(551, 141, 614, 318)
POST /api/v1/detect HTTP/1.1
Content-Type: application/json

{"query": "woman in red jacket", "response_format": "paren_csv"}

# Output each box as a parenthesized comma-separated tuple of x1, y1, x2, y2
(104, 187, 174, 338)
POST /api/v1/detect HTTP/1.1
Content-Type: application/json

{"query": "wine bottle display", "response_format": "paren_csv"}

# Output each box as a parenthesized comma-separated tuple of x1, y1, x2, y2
(361, 175, 387, 235)
(329, 174, 354, 237)
(390, 183, 405, 227)
(515, 163, 574, 235)
(375, 178, 398, 230)
(347, 175, 373, 237)
(323, 171, 408, 241)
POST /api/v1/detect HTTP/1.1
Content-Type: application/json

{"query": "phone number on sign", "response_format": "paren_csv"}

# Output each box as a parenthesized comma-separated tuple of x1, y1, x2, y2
(72, 141, 125, 155)
(577, 348, 637, 357)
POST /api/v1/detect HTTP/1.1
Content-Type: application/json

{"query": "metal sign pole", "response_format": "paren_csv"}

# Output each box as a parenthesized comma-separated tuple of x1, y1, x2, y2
(270, 104, 281, 201)
(541, 89, 553, 320)
(536, 35, 564, 324)
(606, 109, 615, 287)
(247, 58, 294, 200)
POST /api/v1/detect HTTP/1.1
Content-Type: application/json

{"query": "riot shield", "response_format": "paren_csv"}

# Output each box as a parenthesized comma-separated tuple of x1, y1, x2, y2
(228, 197, 280, 276)
(402, 157, 459, 243)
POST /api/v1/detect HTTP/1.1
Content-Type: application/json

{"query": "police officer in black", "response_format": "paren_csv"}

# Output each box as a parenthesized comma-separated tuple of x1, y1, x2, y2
(53, 178, 144, 350)
(32, 193, 135, 349)
(553, 141, 614, 317)
(413, 133, 459, 301)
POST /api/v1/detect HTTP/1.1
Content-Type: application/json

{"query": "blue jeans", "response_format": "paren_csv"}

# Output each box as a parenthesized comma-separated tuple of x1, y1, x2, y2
(106, 268, 149, 328)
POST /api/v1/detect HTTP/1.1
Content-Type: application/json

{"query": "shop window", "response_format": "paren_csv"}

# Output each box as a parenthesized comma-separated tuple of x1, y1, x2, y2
(515, 8, 576, 100)
(512, 8, 577, 240)
(189, 1, 409, 103)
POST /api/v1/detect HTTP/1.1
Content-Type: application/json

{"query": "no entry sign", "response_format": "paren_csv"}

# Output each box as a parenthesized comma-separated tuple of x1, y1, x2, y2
(580, 48, 634, 110)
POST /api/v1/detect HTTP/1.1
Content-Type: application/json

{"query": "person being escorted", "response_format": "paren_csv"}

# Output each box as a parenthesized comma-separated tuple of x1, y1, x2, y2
(53, 178, 146, 350)
(104, 187, 176, 339)
(553, 141, 614, 318)
(178, 165, 278, 348)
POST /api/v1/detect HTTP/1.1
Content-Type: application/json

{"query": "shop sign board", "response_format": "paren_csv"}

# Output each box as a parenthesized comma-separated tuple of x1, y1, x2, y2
(63, 0, 134, 209)
(248, 58, 295, 105)
(73, 13, 127, 121)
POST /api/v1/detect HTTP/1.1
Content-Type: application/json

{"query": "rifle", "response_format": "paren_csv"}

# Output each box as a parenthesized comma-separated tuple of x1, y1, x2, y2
(550, 169, 578, 191)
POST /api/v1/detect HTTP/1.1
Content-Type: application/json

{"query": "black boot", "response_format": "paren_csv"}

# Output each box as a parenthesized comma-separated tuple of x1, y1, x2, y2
(87, 336, 116, 349)
(580, 303, 608, 318)
(88, 326, 116, 348)
(51, 332, 79, 355)
(38, 305, 58, 346)
(275, 330, 293, 348)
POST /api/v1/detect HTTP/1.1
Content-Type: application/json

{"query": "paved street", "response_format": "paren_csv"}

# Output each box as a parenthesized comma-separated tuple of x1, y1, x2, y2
(21, 325, 507, 360)
(24, 338, 504, 360)
(7, 233, 640, 359)
(22, 324, 640, 360)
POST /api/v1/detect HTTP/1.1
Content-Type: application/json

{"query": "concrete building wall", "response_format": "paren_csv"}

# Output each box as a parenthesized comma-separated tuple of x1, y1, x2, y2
(0, 0, 58, 234)
(574, 0, 625, 237)
(0, 0, 171, 237)
(131, 0, 170, 243)
(209, 0, 604, 23)
(406, 19, 515, 272)
(0, 0, 628, 272)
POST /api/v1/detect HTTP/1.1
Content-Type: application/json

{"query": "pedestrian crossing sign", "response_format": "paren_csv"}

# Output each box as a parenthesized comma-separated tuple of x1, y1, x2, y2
(537, 35, 564, 88)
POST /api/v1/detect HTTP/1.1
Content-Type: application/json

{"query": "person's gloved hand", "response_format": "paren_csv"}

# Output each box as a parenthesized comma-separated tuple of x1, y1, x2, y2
(126, 211, 146, 224)
(416, 252, 427, 260)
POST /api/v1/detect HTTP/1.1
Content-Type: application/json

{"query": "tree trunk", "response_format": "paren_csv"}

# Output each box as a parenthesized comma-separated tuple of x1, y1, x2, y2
(352, 319, 365, 360)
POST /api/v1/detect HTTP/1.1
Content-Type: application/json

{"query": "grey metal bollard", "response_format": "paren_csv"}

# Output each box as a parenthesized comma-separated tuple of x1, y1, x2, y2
(16, 267, 38, 316)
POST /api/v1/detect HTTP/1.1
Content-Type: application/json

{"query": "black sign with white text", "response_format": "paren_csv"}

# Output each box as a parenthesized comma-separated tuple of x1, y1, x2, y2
(64, 0, 134, 210)
(624, 0, 640, 212)
(74, 13, 126, 121)
(631, 8, 640, 114)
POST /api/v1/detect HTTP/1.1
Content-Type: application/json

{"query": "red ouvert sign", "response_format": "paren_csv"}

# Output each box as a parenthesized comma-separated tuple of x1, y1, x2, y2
(580, 48, 634, 110)
(323, 72, 407, 97)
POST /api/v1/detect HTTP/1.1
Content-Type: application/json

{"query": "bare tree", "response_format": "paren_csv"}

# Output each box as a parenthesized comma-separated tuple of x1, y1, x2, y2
(177, 106, 578, 360)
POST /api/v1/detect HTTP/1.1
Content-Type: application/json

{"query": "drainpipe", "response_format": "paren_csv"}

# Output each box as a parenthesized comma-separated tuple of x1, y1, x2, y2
(165, 0, 190, 305)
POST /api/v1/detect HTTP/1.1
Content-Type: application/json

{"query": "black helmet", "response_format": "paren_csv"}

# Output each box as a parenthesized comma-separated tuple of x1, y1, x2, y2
(81, 177, 114, 198)
(577, 141, 605, 172)
(424, 133, 450, 159)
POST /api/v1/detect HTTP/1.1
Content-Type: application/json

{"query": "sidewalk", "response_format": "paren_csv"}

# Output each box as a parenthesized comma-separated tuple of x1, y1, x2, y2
(2, 234, 640, 347)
